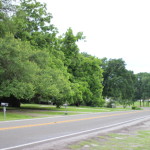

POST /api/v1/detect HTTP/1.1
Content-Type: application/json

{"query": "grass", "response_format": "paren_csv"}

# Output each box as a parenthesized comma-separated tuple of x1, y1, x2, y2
(69, 130, 150, 150)
(0, 107, 79, 121)
(0, 110, 77, 121)
(134, 101, 150, 107)
(21, 104, 131, 112)
(0, 112, 34, 121)
(0, 103, 136, 121)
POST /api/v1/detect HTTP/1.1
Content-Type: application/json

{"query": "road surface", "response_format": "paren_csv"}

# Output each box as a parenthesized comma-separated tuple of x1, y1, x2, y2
(0, 109, 150, 150)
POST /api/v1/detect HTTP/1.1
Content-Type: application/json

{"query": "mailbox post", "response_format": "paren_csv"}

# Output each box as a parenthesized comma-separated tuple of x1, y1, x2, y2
(63, 103, 68, 115)
(1, 103, 8, 120)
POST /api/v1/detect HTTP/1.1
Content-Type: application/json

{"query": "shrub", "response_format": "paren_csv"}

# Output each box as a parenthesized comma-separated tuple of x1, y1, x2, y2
(132, 106, 141, 110)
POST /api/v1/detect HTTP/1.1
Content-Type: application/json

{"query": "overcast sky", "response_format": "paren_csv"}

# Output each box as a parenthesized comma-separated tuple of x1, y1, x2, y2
(39, 0, 150, 74)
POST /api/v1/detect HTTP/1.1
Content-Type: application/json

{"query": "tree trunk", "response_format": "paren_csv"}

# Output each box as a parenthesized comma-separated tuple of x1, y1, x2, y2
(142, 100, 145, 107)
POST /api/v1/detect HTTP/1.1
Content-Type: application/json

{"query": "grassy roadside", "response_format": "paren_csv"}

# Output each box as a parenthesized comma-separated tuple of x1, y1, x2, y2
(134, 101, 150, 107)
(21, 104, 132, 112)
(0, 111, 77, 121)
(0, 112, 35, 121)
(69, 130, 150, 150)
(0, 103, 136, 121)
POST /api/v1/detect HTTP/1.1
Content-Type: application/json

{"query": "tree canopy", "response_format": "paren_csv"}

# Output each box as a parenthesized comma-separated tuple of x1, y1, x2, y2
(0, 0, 149, 108)
(102, 58, 136, 107)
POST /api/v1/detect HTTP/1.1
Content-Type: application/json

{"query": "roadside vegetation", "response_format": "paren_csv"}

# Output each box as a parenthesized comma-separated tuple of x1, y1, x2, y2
(0, 0, 150, 110)
(0, 103, 134, 121)
(69, 129, 150, 150)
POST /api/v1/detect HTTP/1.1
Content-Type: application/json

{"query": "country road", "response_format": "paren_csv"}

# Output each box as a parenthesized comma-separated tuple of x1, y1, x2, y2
(0, 109, 150, 150)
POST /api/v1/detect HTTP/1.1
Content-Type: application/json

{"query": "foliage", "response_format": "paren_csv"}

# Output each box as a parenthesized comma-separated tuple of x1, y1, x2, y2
(135, 72, 150, 106)
(0, 34, 37, 101)
(102, 58, 136, 107)
(0, 0, 16, 37)
(13, 0, 57, 48)
(73, 54, 104, 106)
(131, 106, 141, 110)
(29, 48, 72, 107)
(0, 0, 149, 108)
(60, 28, 84, 68)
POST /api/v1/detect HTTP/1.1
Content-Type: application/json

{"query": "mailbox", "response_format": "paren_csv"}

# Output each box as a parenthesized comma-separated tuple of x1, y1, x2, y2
(63, 103, 68, 107)
(1, 103, 9, 107)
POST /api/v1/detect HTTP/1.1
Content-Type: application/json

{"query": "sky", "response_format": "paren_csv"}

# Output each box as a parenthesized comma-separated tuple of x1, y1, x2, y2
(39, 0, 150, 74)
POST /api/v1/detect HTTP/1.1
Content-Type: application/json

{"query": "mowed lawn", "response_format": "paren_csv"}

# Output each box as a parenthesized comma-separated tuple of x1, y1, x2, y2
(0, 103, 133, 121)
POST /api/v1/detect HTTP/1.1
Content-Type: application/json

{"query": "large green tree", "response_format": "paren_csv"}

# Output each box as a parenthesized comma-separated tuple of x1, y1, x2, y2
(0, 34, 72, 108)
(71, 53, 104, 106)
(102, 58, 136, 107)
(0, 34, 37, 106)
(13, 0, 57, 48)
(60, 28, 84, 71)
(59, 29, 104, 107)
(135, 73, 150, 106)
(31, 50, 72, 108)
(0, 0, 16, 37)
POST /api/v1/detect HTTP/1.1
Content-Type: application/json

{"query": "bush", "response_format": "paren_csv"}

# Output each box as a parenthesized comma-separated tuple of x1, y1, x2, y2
(132, 106, 141, 110)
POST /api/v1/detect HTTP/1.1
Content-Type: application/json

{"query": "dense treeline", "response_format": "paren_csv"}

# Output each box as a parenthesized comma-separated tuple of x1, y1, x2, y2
(0, 0, 150, 108)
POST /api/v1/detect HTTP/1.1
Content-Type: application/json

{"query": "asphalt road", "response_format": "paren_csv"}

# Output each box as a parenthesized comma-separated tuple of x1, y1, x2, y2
(0, 109, 150, 150)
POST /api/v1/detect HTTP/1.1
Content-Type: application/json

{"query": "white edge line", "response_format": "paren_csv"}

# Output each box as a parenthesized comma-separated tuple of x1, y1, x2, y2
(1, 115, 150, 150)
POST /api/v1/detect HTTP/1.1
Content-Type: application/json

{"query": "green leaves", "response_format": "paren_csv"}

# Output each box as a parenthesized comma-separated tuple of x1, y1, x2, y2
(60, 28, 83, 67)
(70, 54, 104, 107)
(102, 58, 136, 107)
(135, 73, 150, 100)
(0, 80, 35, 99)
(13, 0, 57, 48)
(2, 0, 145, 109)
(0, 34, 37, 100)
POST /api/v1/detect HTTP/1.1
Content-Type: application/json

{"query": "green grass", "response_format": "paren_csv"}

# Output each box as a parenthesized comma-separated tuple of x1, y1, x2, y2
(0, 103, 135, 121)
(134, 101, 150, 107)
(29, 111, 78, 116)
(69, 130, 150, 150)
(0, 108, 79, 121)
(0, 112, 34, 121)
(21, 104, 131, 112)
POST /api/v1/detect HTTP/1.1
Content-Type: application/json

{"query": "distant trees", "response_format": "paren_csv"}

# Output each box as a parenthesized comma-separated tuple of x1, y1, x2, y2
(102, 58, 136, 108)
(135, 73, 150, 106)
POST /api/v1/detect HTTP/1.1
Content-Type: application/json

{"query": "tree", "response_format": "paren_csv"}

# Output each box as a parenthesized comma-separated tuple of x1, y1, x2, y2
(102, 58, 136, 107)
(135, 73, 150, 106)
(60, 30, 104, 107)
(33, 68, 72, 108)
(2, 0, 73, 108)
(71, 54, 104, 107)
(60, 28, 84, 71)
(0, 34, 38, 106)
(0, 0, 16, 37)
(13, 0, 57, 48)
